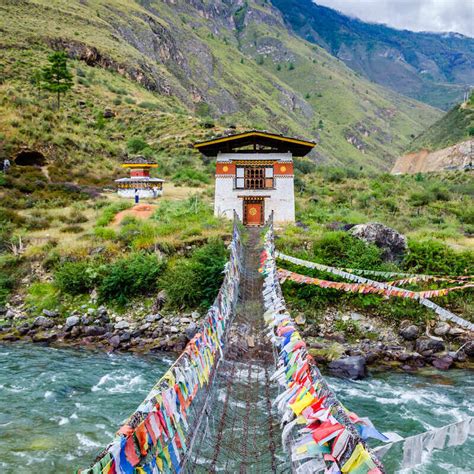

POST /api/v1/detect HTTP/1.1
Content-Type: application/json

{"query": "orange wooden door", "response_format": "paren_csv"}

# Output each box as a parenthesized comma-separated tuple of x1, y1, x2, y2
(245, 201, 263, 225)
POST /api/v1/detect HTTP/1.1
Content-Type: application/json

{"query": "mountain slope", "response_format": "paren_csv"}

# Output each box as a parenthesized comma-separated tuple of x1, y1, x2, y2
(392, 94, 474, 173)
(0, 0, 440, 173)
(271, 0, 474, 110)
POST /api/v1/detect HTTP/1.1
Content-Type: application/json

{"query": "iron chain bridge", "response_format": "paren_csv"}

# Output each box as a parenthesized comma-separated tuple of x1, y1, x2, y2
(78, 215, 474, 474)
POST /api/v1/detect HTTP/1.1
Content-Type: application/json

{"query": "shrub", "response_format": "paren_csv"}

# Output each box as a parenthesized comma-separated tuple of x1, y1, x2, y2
(54, 260, 98, 295)
(25, 283, 60, 313)
(127, 137, 149, 154)
(96, 201, 131, 227)
(160, 239, 227, 309)
(138, 101, 159, 110)
(0, 271, 13, 305)
(172, 168, 210, 186)
(98, 253, 166, 305)
(403, 239, 474, 275)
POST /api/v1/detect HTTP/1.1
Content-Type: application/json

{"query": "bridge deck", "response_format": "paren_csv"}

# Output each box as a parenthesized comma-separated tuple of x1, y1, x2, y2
(184, 228, 288, 473)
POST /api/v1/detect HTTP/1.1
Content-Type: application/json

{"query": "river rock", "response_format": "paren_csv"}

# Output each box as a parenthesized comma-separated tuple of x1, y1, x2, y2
(71, 326, 82, 338)
(146, 314, 161, 323)
(65, 315, 80, 330)
(140, 323, 151, 332)
(448, 327, 465, 337)
(415, 337, 445, 354)
(170, 326, 179, 334)
(120, 332, 131, 342)
(185, 322, 199, 340)
(328, 356, 367, 380)
(349, 222, 407, 262)
(108, 335, 120, 348)
(463, 340, 474, 358)
(84, 325, 106, 337)
(114, 320, 130, 330)
(42, 309, 59, 318)
(432, 355, 454, 371)
(33, 316, 55, 329)
(5, 309, 15, 320)
(399, 325, 420, 341)
(32, 331, 57, 343)
(180, 317, 191, 324)
(434, 322, 450, 336)
(191, 311, 200, 320)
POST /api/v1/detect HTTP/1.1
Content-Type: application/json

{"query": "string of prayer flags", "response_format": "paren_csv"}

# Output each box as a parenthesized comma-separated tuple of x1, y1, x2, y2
(276, 252, 474, 332)
(78, 223, 243, 474)
(278, 268, 474, 299)
(262, 225, 386, 474)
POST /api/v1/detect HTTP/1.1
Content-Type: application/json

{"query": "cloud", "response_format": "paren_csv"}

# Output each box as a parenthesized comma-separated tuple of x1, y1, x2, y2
(314, 0, 474, 37)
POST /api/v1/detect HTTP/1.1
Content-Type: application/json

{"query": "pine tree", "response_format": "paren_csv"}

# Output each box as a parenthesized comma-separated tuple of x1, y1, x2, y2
(41, 51, 73, 110)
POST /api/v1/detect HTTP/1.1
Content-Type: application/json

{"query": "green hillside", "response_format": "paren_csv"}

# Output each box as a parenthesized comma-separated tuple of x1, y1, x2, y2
(407, 93, 474, 152)
(272, 0, 474, 110)
(0, 0, 440, 176)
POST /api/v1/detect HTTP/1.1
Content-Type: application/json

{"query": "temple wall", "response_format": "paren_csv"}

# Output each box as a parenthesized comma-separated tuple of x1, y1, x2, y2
(117, 189, 163, 199)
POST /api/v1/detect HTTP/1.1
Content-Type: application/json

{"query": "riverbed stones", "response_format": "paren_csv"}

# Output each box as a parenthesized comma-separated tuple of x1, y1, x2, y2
(145, 314, 161, 323)
(114, 320, 130, 330)
(33, 316, 55, 329)
(5, 309, 15, 320)
(42, 309, 59, 318)
(328, 356, 367, 380)
(84, 325, 106, 337)
(185, 322, 198, 340)
(65, 315, 80, 330)
(108, 335, 121, 348)
(415, 337, 445, 354)
(399, 325, 419, 341)
(434, 322, 450, 337)
(432, 354, 454, 370)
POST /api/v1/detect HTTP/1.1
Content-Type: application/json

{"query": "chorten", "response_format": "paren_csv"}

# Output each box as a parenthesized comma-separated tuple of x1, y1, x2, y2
(115, 156, 164, 199)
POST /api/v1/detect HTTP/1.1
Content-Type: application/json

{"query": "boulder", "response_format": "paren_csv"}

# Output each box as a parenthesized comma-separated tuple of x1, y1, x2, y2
(433, 322, 450, 337)
(432, 355, 454, 371)
(169, 326, 179, 334)
(120, 332, 131, 342)
(349, 222, 407, 262)
(5, 309, 15, 320)
(328, 356, 367, 380)
(114, 320, 130, 330)
(399, 325, 419, 341)
(448, 327, 465, 337)
(33, 316, 55, 329)
(415, 337, 445, 354)
(65, 315, 80, 330)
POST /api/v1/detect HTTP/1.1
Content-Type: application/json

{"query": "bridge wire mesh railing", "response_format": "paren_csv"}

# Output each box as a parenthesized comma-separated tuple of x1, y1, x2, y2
(80, 217, 244, 473)
(182, 220, 291, 473)
(261, 219, 386, 474)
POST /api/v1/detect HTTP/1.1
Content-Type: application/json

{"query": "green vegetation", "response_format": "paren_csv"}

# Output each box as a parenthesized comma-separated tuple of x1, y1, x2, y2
(40, 51, 74, 110)
(407, 92, 474, 152)
(161, 239, 228, 309)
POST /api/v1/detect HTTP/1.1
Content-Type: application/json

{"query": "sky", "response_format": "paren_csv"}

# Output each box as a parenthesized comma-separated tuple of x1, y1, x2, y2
(314, 0, 474, 37)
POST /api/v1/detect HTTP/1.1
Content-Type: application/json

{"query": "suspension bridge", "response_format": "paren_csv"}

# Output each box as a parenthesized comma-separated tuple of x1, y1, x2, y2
(79, 216, 473, 474)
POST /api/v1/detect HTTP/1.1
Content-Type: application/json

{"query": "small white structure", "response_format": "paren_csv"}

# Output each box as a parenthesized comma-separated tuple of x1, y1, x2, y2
(115, 156, 164, 199)
(194, 131, 316, 225)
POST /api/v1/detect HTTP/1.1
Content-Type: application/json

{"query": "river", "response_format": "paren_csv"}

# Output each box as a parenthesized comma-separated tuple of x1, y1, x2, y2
(0, 344, 472, 473)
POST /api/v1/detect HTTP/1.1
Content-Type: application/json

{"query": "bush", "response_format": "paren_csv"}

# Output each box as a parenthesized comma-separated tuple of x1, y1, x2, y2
(138, 101, 159, 110)
(127, 137, 149, 154)
(0, 271, 13, 305)
(312, 232, 386, 270)
(54, 260, 98, 295)
(25, 283, 60, 313)
(161, 239, 227, 309)
(403, 239, 474, 275)
(172, 168, 210, 186)
(98, 253, 166, 305)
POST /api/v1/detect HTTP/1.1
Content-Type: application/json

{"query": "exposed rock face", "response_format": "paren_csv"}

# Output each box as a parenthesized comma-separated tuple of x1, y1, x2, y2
(328, 356, 367, 380)
(350, 222, 407, 262)
(392, 139, 474, 174)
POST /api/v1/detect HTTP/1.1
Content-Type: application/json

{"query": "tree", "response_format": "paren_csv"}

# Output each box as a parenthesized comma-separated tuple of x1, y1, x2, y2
(41, 51, 73, 110)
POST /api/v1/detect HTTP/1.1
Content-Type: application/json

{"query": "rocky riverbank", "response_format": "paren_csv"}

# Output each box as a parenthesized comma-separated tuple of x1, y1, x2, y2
(0, 302, 472, 378)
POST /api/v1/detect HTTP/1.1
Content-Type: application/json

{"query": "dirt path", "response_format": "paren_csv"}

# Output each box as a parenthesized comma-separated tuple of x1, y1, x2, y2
(112, 204, 157, 226)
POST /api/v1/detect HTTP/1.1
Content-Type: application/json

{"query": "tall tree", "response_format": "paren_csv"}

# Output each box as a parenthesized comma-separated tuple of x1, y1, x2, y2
(41, 51, 73, 110)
